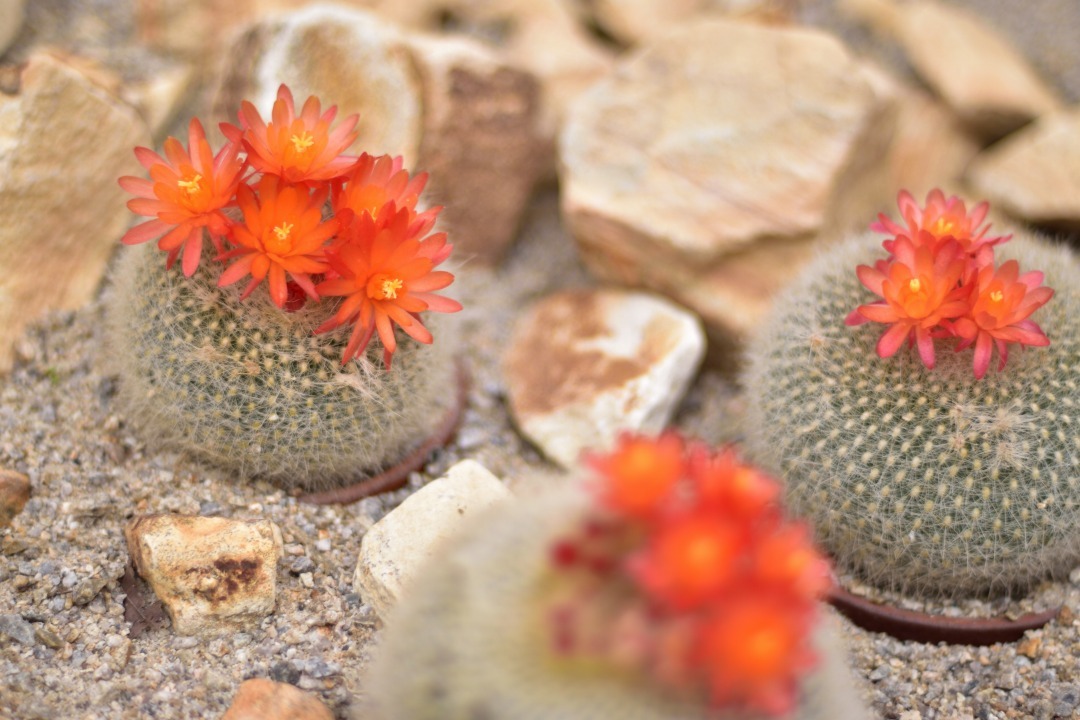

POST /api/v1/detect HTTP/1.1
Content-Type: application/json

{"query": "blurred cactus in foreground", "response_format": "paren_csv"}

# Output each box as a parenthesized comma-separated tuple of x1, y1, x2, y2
(364, 434, 870, 719)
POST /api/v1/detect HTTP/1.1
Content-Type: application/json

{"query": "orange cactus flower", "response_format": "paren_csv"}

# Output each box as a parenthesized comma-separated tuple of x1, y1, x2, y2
(217, 176, 339, 308)
(950, 260, 1054, 379)
(846, 235, 970, 369)
(630, 512, 743, 611)
(223, 84, 359, 184)
(751, 524, 832, 601)
(687, 446, 780, 519)
(330, 153, 439, 236)
(118, 118, 246, 276)
(314, 204, 461, 368)
(588, 433, 685, 519)
(695, 594, 818, 716)
(873, 189, 1009, 260)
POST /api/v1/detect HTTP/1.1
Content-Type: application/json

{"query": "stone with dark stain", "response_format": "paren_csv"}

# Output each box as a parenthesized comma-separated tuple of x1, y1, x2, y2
(125, 514, 283, 635)
(503, 288, 704, 467)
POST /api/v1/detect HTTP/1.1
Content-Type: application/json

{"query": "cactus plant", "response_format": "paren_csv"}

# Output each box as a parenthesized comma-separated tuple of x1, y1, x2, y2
(108, 242, 457, 491)
(743, 222, 1080, 597)
(363, 435, 870, 720)
(109, 85, 462, 493)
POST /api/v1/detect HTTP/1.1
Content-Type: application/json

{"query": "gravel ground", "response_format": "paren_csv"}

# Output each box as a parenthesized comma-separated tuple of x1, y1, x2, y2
(2, 191, 1079, 720)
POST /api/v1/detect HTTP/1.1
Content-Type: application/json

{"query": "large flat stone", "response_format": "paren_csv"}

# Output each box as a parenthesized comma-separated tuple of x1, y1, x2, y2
(0, 51, 148, 372)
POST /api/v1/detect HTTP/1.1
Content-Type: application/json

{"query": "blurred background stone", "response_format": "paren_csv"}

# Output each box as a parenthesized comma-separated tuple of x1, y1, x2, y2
(801, 0, 1080, 104)
(967, 110, 1080, 228)
(212, 5, 546, 263)
(0, 0, 25, 56)
(560, 19, 894, 361)
(0, 51, 148, 373)
(839, 0, 1060, 139)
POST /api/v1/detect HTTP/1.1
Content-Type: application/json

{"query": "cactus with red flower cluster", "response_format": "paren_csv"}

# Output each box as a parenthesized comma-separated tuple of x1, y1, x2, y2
(745, 189, 1080, 596)
(108, 86, 461, 491)
(846, 190, 1052, 379)
(365, 434, 870, 720)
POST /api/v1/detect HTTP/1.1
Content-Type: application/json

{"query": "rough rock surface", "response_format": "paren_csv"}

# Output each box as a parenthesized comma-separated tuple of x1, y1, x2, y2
(0, 0, 25, 55)
(588, 0, 795, 45)
(860, 63, 980, 200)
(353, 460, 511, 618)
(214, 5, 546, 262)
(966, 110, 1080, 226)
(125, 515, 284, 635)
(360, 0, 613, 137)
(0, 469, 30, 528)
(220, 678, 334, 720)
(0, 51, 148, 373)
(560, 19, 892, 352)
(503, 289, 704, 467)
(842, 0, 1061, 137)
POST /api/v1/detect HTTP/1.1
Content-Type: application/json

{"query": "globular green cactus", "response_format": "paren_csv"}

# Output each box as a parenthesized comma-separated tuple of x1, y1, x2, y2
(107, 242, 457, 492)
(744, 230, 1080, 597)
(363, 486, 869, 720)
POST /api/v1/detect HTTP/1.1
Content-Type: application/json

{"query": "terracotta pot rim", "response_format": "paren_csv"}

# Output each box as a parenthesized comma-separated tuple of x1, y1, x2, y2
(827, 583, 1061, 645)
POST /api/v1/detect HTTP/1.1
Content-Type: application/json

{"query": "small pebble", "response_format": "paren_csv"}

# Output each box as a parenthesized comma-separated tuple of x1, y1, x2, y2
(0, 614, 37, 646)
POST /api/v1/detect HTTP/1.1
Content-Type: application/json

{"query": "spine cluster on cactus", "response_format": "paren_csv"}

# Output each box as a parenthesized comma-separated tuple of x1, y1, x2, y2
(365, 435, 869, 720)
(744, 220, 1080, 597)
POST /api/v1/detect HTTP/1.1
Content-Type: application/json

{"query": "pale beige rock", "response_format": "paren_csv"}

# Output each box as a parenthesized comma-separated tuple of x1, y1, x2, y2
(220, 678, 333, 720)
(124, 61, 196, 141)
(0, 469, 30, 528)
(125, 515, 283, 635)
(560, 20, 892, 351)
(842, 0, 1061, 137)
(860, 62, 980, 200)
(358, 0, 613, 137)
(214, 5, 423, 163)
(354, 460, 510, 618)
(406, 34, 546, 262)
(0, 51, 149, 373)
(0, 0, 25, 55)
(967, 110, 1080, 225)
(589, 0, 794, 45)
(503, 289, 705, 467)
(215, 6, 546, 262)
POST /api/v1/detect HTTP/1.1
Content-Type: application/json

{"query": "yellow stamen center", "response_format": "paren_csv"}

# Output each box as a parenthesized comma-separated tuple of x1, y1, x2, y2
(990, 290, 1003, 303)
(273, 222, 293, 241)
(930, 217, 955, 236)
(290, 132, 315, 154)
(908, 278, 922, 292)
(177, 174, 203, 195)
(381, 278, 403, 299)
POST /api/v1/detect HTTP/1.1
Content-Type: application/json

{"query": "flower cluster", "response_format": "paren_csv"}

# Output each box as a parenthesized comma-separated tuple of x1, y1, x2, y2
(547, 434, 830, 716)
(118, 85, 460, 368)
(846, 189, 1054, 379)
